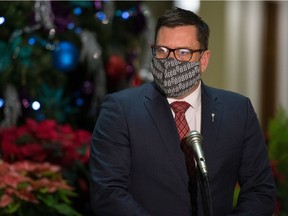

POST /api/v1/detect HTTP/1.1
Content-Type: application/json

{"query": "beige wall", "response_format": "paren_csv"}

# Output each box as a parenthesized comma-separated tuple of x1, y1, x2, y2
(199, 1, 226, 90)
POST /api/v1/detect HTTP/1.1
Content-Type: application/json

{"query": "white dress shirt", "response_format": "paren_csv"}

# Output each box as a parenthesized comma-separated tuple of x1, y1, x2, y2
(168, 81, 202, 133)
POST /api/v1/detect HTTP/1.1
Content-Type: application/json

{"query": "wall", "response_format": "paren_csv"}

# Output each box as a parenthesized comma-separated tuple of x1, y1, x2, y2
(199, 1, 226, 90)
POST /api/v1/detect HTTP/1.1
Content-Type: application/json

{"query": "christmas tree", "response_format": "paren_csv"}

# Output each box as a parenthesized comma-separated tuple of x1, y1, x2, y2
(0, 0, 153, 130)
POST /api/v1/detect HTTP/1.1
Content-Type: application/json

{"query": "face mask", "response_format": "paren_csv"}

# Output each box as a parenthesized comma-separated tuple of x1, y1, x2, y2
(150, 57, 201, 98)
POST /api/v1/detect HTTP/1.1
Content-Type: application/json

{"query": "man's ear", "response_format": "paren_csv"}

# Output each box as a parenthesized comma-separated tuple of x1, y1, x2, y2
(200, 50, 211, 73)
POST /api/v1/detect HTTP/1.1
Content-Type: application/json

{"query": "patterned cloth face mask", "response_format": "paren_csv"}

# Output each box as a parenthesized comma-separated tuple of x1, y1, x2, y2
(150, 57, 201, 98)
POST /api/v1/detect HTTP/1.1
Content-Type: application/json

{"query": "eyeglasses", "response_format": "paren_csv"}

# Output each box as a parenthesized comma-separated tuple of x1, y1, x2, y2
(151, 45, 203, 62)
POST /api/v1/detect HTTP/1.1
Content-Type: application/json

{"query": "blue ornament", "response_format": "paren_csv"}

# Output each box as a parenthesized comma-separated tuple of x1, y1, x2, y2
(53, 41, 79, 72)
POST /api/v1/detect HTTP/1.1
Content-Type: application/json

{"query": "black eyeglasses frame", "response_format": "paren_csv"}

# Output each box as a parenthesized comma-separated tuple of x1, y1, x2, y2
(151, 45, 203, 62)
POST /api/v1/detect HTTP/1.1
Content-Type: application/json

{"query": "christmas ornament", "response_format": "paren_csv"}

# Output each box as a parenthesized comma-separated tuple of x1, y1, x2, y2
(105, 54, 127, 80)
(53, 41, 79, 72)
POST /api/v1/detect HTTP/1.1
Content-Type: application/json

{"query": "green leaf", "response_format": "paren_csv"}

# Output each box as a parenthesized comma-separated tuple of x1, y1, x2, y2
(1, 201, 21, 214)
(36, 191, 81, 216)
(53, 203, 82, 216)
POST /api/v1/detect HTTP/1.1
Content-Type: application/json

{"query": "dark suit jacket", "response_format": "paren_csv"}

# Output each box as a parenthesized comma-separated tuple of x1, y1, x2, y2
(90, 82, 276, 216)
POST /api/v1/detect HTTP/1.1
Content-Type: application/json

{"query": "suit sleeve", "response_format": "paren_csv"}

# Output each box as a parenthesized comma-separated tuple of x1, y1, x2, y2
(228, 98, 276, 215)
(89, 94, 151, 216)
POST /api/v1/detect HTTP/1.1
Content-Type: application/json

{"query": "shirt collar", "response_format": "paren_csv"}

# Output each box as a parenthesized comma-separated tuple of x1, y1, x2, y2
(167, 81, 201, 111)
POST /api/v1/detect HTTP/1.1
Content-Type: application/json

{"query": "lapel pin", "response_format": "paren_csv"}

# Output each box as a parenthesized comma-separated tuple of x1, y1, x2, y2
(211, 113, 215, 122)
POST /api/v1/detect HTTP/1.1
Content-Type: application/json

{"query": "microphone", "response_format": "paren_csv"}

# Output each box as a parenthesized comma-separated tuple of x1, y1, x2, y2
(185, 130, 208, 177)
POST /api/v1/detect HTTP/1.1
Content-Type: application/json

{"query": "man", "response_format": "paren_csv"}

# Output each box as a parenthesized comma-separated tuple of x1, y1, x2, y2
(89, 7, 276, 216)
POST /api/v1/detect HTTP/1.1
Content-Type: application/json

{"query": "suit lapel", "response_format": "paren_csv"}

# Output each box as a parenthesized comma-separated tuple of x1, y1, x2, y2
(144, 85, 189, 183)
(201, 84, 223, 163)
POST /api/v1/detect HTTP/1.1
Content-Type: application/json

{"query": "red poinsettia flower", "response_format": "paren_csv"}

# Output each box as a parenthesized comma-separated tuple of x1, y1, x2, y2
(0, 118, 91, 167)
(0, 194, 13, 208)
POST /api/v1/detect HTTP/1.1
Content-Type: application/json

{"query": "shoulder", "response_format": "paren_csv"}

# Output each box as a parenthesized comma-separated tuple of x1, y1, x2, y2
(202, 83, 249, 103)
(102, 82, 160, 107)
(201, 83, 255, 115)
(109, 82, 155, 99)
(202, 83, 260, 128)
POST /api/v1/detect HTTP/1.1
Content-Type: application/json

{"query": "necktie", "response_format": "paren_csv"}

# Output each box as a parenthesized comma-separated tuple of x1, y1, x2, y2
(170, 101, 196, 178)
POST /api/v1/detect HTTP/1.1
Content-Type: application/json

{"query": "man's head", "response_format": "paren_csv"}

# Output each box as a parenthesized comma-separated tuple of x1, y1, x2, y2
(150, 7, 211, 99)
(154, 7, 210, 51)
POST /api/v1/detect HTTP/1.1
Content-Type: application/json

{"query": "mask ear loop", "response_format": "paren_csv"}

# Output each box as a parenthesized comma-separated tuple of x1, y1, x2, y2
(197, 50, 206, 62)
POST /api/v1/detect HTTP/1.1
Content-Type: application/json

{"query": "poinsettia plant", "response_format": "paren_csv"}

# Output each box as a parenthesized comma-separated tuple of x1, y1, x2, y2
(0, 160, 81, 216)
(0, 118, 90, 166)
(0, 118, 92, 214)
(0, 118, 91, 185)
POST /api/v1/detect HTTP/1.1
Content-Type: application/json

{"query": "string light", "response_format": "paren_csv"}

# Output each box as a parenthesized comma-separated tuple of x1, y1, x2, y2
(96, 11, 106, 21)
(28, 37, 36, 45)
(0, 98, 4, 108)
(73, 7, 82, 16)
(0, 16, 5, 25)
(32, 101, 41, 110)
(68, 22, 75, 30)
(121, 11, 130, 20)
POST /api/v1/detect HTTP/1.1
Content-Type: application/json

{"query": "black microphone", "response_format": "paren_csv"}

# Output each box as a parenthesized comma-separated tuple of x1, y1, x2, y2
(185, 130, 208, 177)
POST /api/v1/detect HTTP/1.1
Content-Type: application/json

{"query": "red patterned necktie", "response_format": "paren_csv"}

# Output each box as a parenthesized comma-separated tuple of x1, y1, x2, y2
(170, 101, 196, 178)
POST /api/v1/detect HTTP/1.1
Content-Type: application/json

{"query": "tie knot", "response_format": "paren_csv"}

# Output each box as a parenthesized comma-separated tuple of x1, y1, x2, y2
(170, 101, 190, 114)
